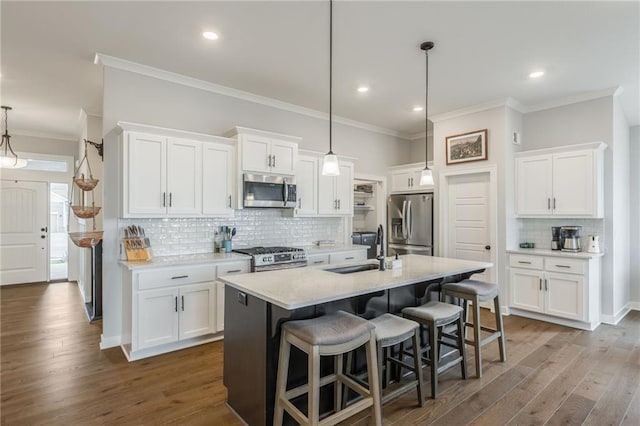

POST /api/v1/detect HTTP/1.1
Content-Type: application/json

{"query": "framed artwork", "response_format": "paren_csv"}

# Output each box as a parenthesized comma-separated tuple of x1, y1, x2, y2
(445, 129, 488, 165)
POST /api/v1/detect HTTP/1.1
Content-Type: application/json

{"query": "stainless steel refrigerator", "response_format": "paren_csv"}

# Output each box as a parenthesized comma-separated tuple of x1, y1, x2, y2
(387, 192, 434, 256)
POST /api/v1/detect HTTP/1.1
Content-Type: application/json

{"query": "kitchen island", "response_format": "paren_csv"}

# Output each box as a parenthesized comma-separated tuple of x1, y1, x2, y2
(219, 255, 492, 426)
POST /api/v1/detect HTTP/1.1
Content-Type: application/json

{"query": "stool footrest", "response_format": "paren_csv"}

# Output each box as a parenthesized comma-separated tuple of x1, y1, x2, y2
(381, 380, 420, 404)
(324, 398, 373, 426)
(285, 373, 341, 400)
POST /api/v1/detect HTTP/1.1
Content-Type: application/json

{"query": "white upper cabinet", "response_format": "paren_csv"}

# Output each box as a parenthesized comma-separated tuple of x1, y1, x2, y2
(294, 154, 319, 216)
(389, 162, 435, 193)
(202, 143, 234, 217)
(231, 127, 299, 176)
(318, 162, 354, 216)
(515, 143, 605, 218)
(120, 122, 236, 218)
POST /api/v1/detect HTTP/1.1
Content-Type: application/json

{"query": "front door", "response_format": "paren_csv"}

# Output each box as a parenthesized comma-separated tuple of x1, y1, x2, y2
(446, 172, 494, 285)
(0, 180, 49, 285)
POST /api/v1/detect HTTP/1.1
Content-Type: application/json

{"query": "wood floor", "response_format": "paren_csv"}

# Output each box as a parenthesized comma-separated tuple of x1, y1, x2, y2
(1, 282, 639, 425)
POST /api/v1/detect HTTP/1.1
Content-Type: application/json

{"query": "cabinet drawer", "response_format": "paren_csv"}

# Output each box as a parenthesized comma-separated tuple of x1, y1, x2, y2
(544, 257, 585, 275)
(138, 265, 216, 290)
(217, 261, 251, 277)
(307, 254, 330, 266)
(509, 255, 543, 270)
(329, 250, 367, 264)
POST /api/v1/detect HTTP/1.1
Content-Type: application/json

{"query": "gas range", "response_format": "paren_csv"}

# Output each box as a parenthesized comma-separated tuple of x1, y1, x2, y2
(233, 246, 307, 272)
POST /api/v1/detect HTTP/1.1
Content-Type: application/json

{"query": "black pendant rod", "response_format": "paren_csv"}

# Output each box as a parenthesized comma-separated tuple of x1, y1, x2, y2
(328, 0, 333, 154)
(421, 41, 434, 169)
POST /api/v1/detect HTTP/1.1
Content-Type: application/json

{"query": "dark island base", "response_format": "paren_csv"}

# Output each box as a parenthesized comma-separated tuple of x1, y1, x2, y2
(223, 272, 480, 426)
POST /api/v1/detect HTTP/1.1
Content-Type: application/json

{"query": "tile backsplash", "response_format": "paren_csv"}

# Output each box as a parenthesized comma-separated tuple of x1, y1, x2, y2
(516, 218, 605, 251)
(119, 209, 344, 256)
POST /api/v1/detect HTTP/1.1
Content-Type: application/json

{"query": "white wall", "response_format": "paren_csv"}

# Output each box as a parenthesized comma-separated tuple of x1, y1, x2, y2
(99, 66, 413, 348)
(9, 133, 78, 158)
(631, 126, 640, 304)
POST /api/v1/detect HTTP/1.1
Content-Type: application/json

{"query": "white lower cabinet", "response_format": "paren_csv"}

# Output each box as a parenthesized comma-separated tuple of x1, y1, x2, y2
(307, 254, 330, 266)
(214, 260, 251, 333)
(508, 252, 599, 329)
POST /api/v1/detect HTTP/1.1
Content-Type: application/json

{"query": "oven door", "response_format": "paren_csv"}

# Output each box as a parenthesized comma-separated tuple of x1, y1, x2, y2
(243, 174, 296, 208)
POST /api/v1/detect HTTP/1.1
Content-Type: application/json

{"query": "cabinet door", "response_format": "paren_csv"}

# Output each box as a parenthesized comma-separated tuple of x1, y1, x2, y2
(137, 287, 179, 350)
(126, 133, 167, 216)
(202, 143, 234, 216)
(241, 135, 271, 173)
(167, 139, 202, 216)
(335, 163, 354, 215)
(216, 282, 225, 332)
(544, 272, 584, 320)
(318, 174, 336, 215)
(270, 140, 297, 175)
(295, 155, 318, 216)
(329, 250, 367, 264)
(515, 155, 553, 216)
(179, 282, 216, 340)
(390, 170, 412, 193)
(509, 268, 544, 313)
(552, 151, 594, 216)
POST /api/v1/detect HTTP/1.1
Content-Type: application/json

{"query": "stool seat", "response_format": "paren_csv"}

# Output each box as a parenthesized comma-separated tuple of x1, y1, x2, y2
(442, 280, 498, 298)
(283, 311, 374, 346)
(370, 313, 419, 347)
(403, 301, 463, 325)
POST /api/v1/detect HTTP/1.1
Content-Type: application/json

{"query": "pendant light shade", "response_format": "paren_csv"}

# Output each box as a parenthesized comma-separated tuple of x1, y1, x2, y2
(0, 106, 27, 169)
(419, 41, 434, 186)
(322, 0, 340, 176)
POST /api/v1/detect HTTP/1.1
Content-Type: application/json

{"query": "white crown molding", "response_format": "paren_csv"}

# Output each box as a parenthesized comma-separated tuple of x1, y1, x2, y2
(407, 130, 434, 141)
(524, 87, 620, 113)
(429, 97, 523, 123)
(94, 53, 410, 140)
(12, 129, 78, 142)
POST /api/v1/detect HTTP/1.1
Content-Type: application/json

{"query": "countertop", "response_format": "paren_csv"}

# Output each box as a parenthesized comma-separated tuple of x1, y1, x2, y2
(119, 252, 251, 270)
(218, 254, 492, 310)
(507, 248, 604, 259)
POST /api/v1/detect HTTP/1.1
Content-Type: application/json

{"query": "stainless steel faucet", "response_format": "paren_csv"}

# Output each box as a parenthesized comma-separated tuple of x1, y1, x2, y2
(376, 224, 386, 271)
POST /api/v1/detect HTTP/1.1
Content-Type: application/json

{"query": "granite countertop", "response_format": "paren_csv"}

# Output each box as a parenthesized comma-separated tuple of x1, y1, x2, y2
(506, 248, 604, 259)
(218, 254, 492, 310)
(119, 252, 251, 270)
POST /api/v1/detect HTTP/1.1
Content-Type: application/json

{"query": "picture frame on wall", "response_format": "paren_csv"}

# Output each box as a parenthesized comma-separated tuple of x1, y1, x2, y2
(445, 129, 488, 165)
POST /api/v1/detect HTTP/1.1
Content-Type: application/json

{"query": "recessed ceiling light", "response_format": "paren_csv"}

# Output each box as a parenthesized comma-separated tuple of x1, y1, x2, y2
(357, 86, 369, 93)
(529, 70, 545, 79)
(413, 106, 423, 112)
(203, 31, 219, 41)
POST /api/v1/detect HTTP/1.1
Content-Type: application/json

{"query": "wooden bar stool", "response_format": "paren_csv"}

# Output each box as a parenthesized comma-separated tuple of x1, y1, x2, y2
(442, 279, 506, 378)
(402, 301, 467, 398)
(273, 311, 382, 426)
(344, 313, 425, 408)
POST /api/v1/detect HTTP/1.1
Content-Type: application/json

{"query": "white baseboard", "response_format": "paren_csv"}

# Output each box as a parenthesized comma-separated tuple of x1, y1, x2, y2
(600, 302, 633, 325)
(629, 301, 640, 311)
(100, 334, 122, 350)
(509, 308, 599, 331)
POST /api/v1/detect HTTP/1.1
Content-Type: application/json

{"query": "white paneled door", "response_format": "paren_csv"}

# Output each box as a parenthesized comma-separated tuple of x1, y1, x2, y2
(447, 172, 494, 285)
(0, 180, 48, 285)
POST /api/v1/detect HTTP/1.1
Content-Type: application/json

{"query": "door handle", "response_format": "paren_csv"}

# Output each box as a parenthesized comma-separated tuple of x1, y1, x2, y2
(41, 235, 46, 239)
(41, 227, 48, 232)
(485, 245, 491, 250)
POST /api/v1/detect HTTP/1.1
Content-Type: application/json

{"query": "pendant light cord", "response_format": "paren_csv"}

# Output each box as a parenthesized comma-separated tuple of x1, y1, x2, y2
(329, 0, 333, 154)
(425, 47, 428, 166)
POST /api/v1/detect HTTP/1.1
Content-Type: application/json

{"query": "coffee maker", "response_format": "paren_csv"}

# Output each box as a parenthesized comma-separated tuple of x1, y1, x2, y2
(551, 227, 562, 250)
(560, 226, 582, 252)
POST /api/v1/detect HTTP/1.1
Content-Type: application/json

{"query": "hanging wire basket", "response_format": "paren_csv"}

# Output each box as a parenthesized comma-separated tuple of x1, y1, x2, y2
(71, 205, 102, 219)
(69, 231, 103, 248)
(68, 140, 102, 241)
(74, 176, 99, 191)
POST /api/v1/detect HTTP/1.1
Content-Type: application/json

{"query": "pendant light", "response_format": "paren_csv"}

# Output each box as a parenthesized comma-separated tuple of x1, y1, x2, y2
(321, 0, 340, 176)
(0, 106, 27, 169)
(419, 42, 434, 186)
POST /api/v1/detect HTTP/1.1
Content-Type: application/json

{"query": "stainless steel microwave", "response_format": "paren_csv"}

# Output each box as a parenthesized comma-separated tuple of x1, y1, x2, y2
(243, 174, 296, 208)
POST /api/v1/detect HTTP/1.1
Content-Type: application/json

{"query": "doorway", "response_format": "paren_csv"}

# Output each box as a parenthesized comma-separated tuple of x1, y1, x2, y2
(50, 183, 69, 280)
(0, 180, 49, 285)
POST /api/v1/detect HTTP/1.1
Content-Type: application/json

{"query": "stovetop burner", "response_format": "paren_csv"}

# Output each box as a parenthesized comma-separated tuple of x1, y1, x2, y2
(234, 246, 305, 255)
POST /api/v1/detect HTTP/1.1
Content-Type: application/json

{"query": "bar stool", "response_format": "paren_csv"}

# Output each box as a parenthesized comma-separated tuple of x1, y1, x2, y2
(344, 313, 425, 408)
(402, 301, 467, 398)
(273, 311, 382, 426)
(442, 279, 506, 378)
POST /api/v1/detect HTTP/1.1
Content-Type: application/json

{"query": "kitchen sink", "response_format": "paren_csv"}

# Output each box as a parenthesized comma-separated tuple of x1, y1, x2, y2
(326, 263, 379, 274)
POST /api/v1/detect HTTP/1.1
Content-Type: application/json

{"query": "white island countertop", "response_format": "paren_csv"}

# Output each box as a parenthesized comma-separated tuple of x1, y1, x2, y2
(218, 254, 492, 310)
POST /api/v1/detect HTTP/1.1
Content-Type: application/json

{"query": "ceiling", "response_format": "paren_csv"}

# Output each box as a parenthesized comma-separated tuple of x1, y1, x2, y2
(2, 1, 638, 141)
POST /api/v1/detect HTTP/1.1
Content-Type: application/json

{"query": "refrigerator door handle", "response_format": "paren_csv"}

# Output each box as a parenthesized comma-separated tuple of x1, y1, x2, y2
(407, 200, 413, 239)
(401, 200, 408, 240)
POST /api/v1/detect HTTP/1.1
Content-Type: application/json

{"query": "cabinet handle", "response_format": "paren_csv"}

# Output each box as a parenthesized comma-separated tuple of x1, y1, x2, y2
(338, 199, 341, 210)
(408, 178, 411, 187)
(171, 275, 189, 280)
(553, 198, 556, 209)
(169, 192, 172, 207)
(175, 296, 178, 312)
(547, 198, 551, 210)
(272, 155, 276, 167)
(181, 295, 185, 311)
(163, 192, 166, 207)
(313, 260, 325, 264)
(345, 256, 355, 260)
(228, 195, 232, 208)
(518, 261, 532, 264)
(226, 269, 242, 273)
(545, 279, 548, 291)
(298, 198, 302, 208)
(411, 177, 414, 187)
(555, 264, 571, 268)
(334, 199, 337, 209)
(539, 278, 542, 290)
